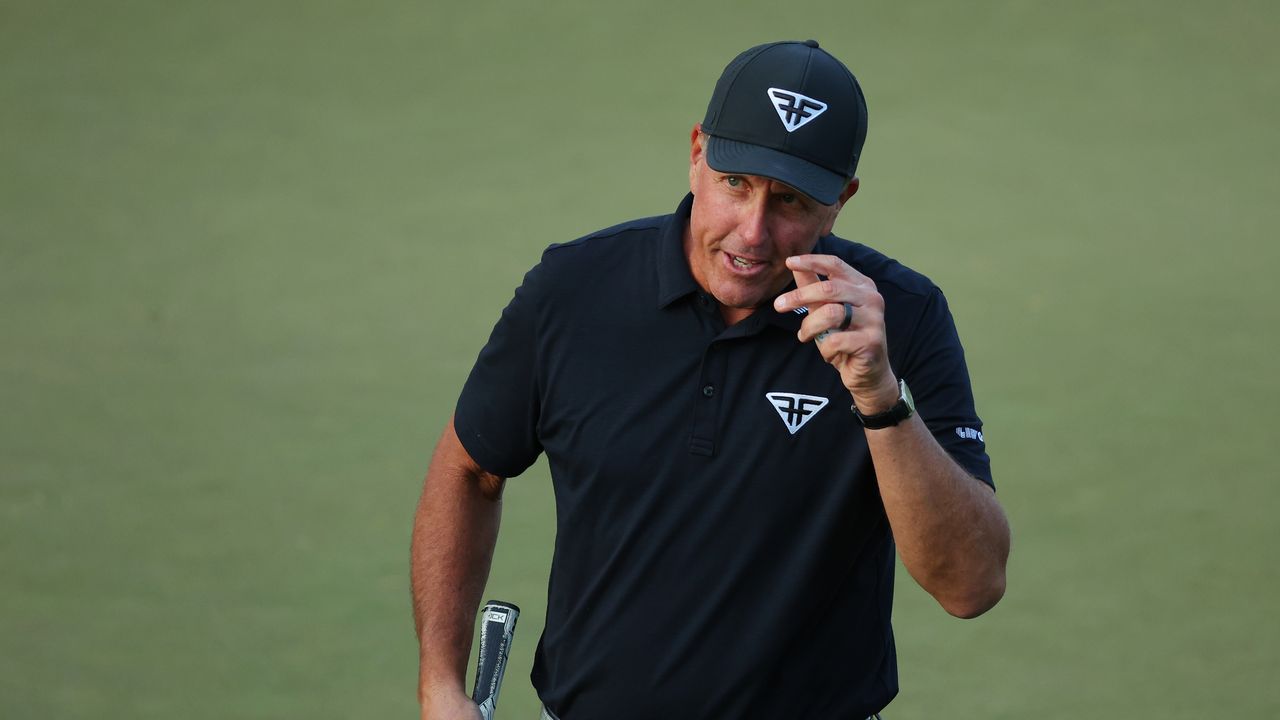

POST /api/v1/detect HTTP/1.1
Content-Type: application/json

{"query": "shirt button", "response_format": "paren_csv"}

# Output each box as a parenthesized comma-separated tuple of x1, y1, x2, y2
(702, 384, 715, 397)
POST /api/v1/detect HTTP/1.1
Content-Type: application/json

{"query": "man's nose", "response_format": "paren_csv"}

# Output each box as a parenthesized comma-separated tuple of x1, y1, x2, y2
(737, 196, 769, 248)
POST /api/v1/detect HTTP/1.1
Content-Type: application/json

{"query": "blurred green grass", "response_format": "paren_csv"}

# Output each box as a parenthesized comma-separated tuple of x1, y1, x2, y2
(2, 1, 1277, 717)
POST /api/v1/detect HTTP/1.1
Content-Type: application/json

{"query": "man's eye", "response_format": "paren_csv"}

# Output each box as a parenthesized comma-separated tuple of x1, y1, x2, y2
(725, 176, 741, 187)
(779, 193, 796, 204)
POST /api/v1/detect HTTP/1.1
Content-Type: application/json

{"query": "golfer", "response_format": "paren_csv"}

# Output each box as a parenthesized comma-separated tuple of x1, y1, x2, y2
(412, 39, 1011, 719)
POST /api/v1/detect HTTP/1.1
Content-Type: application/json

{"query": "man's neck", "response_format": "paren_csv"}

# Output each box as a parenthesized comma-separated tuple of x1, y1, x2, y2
(720, 304, 754, 326)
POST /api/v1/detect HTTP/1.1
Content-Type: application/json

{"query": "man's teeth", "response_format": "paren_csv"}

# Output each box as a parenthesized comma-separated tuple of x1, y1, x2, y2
(732, 255, 756, 267)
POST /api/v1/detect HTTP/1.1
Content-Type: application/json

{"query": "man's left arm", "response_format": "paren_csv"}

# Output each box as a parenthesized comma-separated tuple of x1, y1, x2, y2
(860, 412, 1009, 618)
(775, 254, 1010, 618)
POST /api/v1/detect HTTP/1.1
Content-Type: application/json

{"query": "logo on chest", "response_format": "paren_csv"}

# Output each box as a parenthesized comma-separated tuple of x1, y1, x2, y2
(765, 392, 830, 435)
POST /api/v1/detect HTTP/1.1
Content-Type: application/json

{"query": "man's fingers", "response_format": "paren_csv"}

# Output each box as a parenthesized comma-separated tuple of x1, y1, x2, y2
(774, 276, 876, 314)
(774, 272, 838, 313)
(789, 265, 821, 292)
(779, 264, 830, 315)
(786, 253, 867, 280)
(799, 301, 856, 342)
(774, 254, 876, 313)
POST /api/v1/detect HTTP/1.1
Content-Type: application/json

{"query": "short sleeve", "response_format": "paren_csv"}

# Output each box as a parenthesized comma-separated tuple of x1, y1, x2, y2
(896, 288, 993, 488)
(453, 262, 545, 478)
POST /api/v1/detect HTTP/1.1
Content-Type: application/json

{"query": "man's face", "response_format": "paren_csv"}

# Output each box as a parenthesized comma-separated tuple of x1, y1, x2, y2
(685, 128, 857, 320)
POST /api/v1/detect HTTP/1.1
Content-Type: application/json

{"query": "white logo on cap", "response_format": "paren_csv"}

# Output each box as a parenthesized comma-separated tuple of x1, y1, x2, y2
(767, 88, 828, 132)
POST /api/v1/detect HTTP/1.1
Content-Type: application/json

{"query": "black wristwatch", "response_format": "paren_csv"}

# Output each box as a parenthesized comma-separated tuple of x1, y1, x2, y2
(852, 379, 915, 429)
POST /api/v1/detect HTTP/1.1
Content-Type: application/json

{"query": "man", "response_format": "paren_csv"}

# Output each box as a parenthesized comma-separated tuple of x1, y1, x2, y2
(412, 40, 1010, 719)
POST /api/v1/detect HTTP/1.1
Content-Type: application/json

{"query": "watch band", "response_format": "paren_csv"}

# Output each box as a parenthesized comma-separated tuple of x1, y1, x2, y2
(851, 379, 914, 429)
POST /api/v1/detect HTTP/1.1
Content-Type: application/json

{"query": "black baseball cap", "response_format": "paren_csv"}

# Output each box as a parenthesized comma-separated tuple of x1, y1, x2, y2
(701, 40, 868, 205)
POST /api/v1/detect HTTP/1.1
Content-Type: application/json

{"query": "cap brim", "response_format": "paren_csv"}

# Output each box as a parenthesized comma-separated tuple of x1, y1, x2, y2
(705, 135, 847, 206)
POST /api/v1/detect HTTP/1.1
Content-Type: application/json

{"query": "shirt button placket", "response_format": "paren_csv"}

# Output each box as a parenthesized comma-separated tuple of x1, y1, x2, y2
(690, 340, 725, 457)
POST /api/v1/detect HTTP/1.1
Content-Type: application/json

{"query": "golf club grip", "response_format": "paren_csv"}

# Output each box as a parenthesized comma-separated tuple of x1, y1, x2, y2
(470, 600, 520, 720)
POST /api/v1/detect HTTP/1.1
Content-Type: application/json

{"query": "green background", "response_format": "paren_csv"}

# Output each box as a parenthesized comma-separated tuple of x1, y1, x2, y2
(3, 1, 1277, 717)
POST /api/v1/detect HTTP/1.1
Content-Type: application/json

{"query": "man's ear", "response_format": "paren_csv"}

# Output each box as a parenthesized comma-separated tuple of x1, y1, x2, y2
(837, 177, 860, 209)
(820, 178, 861, 236)
(688, 123, 705, 192)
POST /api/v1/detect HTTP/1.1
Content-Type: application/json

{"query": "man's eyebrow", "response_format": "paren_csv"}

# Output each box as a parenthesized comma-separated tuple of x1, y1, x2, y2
(712, 173, 806, 199)
(771, 181, 806, 197)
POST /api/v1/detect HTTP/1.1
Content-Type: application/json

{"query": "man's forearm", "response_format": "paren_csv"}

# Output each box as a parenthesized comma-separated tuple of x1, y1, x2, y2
(865, 413, 1010, 618)
(411, 419, 505, 709)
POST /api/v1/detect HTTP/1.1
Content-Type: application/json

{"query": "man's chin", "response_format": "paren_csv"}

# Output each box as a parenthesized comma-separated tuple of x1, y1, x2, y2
(711, 292, 769, 313)
(711, 281, 780, 312)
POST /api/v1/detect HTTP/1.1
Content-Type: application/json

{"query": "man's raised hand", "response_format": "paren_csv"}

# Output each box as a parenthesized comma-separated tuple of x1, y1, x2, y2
(773, 254, 900, 414)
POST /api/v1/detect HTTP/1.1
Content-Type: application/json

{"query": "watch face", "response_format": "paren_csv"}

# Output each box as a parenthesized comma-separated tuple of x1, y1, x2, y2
(855, 379, 914, 429)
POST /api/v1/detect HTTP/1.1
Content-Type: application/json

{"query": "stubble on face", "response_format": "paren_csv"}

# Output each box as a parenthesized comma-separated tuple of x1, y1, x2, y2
(684, 135, 843, 323)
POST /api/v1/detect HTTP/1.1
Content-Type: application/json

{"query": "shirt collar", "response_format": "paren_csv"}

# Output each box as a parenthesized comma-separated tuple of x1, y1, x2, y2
(656, 193, 700, 309)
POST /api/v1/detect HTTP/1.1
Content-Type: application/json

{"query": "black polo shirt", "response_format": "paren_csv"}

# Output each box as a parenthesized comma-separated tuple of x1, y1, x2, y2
(455, 193, 992, 719)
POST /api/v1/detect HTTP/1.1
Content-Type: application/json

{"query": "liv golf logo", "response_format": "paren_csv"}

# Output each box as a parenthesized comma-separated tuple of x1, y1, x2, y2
(766, 392, 829, 435)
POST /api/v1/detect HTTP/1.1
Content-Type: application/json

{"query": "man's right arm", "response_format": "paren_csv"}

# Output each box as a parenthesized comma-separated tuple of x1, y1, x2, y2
(411, 415, 506, 720)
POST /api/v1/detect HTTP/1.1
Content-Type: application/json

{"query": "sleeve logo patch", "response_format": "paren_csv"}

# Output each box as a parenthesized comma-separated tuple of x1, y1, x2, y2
(955, 427, 985, 443)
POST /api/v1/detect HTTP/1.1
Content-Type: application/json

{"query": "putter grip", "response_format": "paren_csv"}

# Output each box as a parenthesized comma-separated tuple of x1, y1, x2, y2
(471, 600, 520, 720)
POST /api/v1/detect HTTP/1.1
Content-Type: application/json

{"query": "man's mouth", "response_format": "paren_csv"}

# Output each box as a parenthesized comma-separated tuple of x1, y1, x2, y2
(726, 252, 765, 269)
